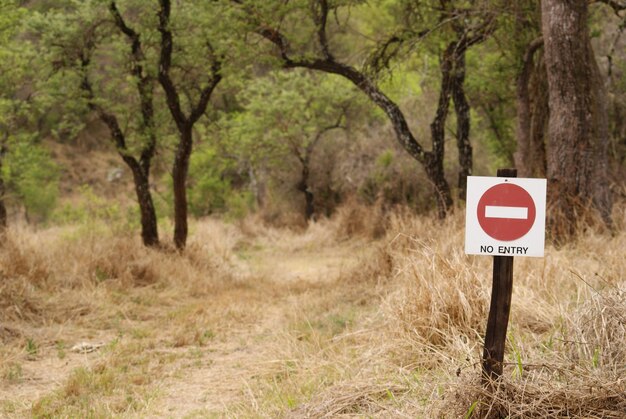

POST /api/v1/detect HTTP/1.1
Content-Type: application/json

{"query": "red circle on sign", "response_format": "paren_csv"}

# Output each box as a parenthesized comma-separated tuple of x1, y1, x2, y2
(477, 183, 536, 241)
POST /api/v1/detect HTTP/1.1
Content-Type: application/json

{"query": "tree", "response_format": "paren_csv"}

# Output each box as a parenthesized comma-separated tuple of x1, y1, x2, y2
(157, 0, 222, 249)
(0, 0, 22, 229)
(84, 1, 161, 247)
(541, 0, 613, 238)
(35, 0, 233, 249)
(231, 0, 493, 217)
(0, 1, 59, 229)
(220, 71, 357, 221)
(33, 1, 162, 246)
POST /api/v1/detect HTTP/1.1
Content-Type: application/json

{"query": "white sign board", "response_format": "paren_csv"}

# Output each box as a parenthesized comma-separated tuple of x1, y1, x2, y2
(465, 176, 546, 257)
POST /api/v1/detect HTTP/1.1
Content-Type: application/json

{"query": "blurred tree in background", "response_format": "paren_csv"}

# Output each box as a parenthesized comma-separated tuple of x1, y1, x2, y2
(0, 0, 58, 227)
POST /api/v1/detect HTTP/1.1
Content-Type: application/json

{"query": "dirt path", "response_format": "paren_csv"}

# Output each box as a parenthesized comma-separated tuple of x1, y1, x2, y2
(150, 238, 368, 417)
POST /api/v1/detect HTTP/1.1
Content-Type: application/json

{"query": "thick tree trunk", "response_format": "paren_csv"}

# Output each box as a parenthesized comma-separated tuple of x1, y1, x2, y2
(451, 50, 472, 201)
(541, 0, 612, 239)
(172, 127, 193, 250)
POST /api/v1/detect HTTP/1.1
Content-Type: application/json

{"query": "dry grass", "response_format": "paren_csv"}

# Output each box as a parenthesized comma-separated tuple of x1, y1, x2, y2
(0, 202, 625, 417)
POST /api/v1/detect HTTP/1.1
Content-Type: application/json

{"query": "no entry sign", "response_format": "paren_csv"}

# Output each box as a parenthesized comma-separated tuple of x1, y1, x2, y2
(465, 176, 546, 257)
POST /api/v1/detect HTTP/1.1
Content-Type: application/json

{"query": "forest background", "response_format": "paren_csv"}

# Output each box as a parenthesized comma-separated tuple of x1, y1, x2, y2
(1, 0, 623, 240)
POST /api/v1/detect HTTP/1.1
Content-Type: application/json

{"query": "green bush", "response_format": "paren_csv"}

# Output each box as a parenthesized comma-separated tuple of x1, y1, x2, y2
(186, 144, 252, 218)
(2, 135, 59, 222)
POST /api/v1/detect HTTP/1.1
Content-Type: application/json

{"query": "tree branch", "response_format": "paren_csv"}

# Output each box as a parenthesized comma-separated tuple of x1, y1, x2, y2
(158, 0, 221, 129)
(157, 0, 187, 131)
(312, 0, 333, 59)
(306, 112, 345, 159)
(252, 20, 426, 162)
(189, 42, 222, 124)
(109, 1, 156, 173)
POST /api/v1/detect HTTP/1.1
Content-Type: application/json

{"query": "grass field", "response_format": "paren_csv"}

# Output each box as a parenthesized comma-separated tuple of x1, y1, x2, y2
(1, 203, 625, 418)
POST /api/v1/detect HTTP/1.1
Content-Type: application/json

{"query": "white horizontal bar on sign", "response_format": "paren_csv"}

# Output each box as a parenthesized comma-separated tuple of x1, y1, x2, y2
(485, 205, 528, 219)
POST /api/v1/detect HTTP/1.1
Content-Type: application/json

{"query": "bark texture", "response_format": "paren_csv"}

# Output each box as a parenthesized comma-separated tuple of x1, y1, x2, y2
(450, 48, 472, 201)
(541, 0, 612, 238)
(428, 43, 455, 217)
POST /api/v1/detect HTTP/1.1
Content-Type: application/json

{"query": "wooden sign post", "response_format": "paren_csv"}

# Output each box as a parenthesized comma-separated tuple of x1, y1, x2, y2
(464, 168, 547, 383)
(482, 167, 516, 380)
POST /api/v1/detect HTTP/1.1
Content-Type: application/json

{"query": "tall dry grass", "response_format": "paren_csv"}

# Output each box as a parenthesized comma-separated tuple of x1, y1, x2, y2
(0, 218, 246, 338)
(281, 202, 626, 417)
(386, 204, 626, 417)
(1, 201, 625, 417)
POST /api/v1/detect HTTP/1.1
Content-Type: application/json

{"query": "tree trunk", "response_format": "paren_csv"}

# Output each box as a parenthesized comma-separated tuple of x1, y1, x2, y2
(297, 163, 314, 222)
(424, 154, 453, 219)
(451, 49, 472, 201)
(157, 0, 221, 250)
(93, 110, 160, 248)
(127, 162, 159, 247)
(541, 0, 612, 239)
(424, 38, 477, 214)
(0, 177, 7, 231)
(427, 43, 456, 217)
(0, 144, 7, 231)
(514, 37, 544, 178)
(248, 166, 266, 209)
(515, 41, 548, 179)
(172, 127, 193, 250)
(528, 58, 549, 178)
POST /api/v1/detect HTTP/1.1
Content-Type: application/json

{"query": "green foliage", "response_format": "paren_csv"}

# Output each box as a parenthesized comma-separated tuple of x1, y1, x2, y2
(0, 0, 621, 229)
(187, 145, 244, 217)
(225, 70, 359, 159)
(465, 41, 517, 169)
(464, 400, 479, 419)
(2, 135, 59, 221)
(26, 338, 38, 356)
(212, 69, 373, 216)
(376, 149, 394, 169)
(0, 1, 63, 222)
